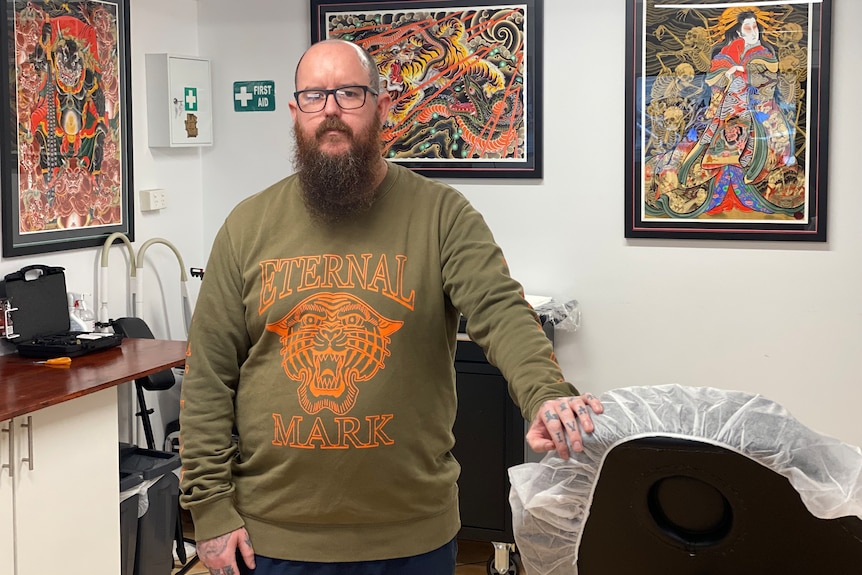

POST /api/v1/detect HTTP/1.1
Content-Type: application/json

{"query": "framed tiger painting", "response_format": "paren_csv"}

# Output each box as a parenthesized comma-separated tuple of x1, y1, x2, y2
(309, 0, 543, 179)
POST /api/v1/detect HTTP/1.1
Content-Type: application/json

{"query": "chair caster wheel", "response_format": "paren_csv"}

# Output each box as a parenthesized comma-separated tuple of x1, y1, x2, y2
(486, 543, 519, 574)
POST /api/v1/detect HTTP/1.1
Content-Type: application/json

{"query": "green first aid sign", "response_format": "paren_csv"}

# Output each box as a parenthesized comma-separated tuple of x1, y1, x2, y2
(234, 80, 276, 112)
(184, 87, 198, 111)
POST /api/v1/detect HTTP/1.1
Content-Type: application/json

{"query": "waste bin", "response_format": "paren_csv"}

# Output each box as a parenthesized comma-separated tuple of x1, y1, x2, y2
(120, 470, 142, 575)
(119, 443, 181, 575)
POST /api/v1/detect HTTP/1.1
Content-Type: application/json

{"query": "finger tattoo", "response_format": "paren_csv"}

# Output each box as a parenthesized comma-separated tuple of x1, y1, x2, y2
(545, 410, 560, 421)
(578, 406, 588, 416)
(566, 421, 577, 432)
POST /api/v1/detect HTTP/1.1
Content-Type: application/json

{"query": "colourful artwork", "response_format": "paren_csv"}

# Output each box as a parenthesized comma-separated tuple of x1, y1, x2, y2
(625, 0, 831, 241)
(2, 0, 132, 257)
(311, 0, 542, 178)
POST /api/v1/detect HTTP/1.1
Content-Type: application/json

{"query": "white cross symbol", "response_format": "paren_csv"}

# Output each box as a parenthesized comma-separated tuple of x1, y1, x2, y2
(235, 86, 253, 107)
(185, 89, 197, 109)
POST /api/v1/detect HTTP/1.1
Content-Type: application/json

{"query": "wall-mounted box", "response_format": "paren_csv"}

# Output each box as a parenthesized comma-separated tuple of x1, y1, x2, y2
(145, 54, 213, 147)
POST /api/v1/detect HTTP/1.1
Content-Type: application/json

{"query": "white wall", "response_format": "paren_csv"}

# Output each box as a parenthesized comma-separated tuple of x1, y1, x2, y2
(197, 2, 304, 251)
(2, 0, 859, 450)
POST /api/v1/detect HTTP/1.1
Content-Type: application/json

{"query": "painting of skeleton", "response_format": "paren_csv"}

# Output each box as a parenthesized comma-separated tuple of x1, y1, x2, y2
(10, 0, 127, 242)
(628, 0, 831, 240)
(316, 2, 539, 176)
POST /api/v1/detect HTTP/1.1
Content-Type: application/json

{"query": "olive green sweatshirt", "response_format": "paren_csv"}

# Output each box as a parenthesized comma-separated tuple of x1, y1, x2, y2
(179, 162, 575, 562)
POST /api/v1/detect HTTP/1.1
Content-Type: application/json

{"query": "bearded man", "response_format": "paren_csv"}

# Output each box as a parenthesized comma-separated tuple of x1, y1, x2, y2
(179, 39, 602, 575)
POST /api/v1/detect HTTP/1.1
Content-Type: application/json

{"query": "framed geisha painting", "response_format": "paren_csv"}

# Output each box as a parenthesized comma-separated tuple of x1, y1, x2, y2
(1, 0, 133, 257)
(624, 0, 832, 241)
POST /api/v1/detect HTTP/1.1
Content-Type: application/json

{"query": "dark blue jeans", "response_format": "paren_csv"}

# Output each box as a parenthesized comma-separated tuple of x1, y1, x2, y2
(237, 537, 457, 575)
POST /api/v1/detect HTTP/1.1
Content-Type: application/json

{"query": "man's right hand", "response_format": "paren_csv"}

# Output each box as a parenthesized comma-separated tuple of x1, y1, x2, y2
(197, 527, 255, 575)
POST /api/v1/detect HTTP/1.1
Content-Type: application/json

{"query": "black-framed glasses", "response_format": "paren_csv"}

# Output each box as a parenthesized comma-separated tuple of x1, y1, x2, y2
(293, 85, 378, 113)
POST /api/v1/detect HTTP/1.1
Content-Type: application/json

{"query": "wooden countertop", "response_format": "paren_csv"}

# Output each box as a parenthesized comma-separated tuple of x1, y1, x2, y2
(0, 338, 187, 421)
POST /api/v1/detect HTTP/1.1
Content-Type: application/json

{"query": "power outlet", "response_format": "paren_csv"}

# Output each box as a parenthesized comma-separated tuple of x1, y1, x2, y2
(140, 188, 167, 211)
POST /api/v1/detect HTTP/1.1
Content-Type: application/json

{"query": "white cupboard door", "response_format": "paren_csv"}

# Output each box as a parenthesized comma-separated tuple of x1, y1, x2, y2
(1, 419, 14, 574)
(13, 389, 120, 575)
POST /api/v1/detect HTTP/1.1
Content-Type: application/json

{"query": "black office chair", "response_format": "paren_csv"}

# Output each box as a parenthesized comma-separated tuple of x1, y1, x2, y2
(111, 317, 176, 451)
(509, 384, 862, 575)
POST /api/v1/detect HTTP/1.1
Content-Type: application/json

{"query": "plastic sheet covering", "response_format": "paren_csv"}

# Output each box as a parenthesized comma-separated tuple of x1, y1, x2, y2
(120, 475, 161, 518)
(508, 384, 862, 575)
(532, 298, 581, 332)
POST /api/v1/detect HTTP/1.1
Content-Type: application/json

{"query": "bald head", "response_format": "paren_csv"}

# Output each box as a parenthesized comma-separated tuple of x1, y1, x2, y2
(295, 39, 380, 93)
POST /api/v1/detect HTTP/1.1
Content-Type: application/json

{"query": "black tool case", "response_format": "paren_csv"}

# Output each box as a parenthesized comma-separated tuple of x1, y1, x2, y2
(0, 264, 123, 358)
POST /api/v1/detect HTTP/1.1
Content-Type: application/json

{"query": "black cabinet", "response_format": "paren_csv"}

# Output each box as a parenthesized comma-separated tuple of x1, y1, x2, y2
(452, 320, 553, 542)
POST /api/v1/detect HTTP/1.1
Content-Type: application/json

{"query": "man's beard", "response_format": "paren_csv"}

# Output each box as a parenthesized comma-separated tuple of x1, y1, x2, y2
(293, 117, 383, 223)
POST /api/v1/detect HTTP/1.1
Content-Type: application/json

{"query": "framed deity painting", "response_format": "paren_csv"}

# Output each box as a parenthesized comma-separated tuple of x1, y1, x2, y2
(625, 0, 832, 241)
(1, 0, 133, 257)
(310, 0, 543, 178)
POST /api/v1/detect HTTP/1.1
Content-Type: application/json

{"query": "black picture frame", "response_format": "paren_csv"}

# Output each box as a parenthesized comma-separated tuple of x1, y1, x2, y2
(625, 0, 831, 241)
(309, 0, 543, 179)
(1, 0, 134, 257)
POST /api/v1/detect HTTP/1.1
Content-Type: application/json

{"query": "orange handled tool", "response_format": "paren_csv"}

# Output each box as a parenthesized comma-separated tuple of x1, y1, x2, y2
(34, 357, 72, 367)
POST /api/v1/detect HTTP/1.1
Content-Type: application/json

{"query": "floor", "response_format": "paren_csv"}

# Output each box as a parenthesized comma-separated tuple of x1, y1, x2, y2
(170, 510, 512, 574)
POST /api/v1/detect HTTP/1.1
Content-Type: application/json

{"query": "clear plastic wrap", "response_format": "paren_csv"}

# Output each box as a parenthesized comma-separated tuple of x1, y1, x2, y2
(508, 384, 862, 575)
(532, 298, 581, 332)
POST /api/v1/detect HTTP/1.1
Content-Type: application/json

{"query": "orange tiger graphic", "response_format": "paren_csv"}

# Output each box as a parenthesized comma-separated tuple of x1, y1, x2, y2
(266, 292, 403, 416)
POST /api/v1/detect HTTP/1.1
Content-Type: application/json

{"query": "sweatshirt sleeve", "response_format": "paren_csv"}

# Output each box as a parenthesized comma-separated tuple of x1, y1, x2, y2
(439, 197, 577, 421)
(179, 223, 250, 541)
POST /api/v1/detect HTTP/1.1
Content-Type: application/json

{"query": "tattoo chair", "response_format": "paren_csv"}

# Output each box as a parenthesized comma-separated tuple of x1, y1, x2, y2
(509, 384, 862, 575)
